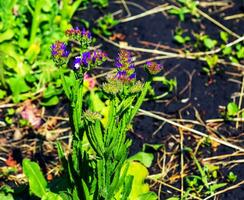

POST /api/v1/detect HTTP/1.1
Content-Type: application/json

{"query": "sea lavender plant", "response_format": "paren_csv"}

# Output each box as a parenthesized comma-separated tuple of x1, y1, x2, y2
(50, 28, 162, 200)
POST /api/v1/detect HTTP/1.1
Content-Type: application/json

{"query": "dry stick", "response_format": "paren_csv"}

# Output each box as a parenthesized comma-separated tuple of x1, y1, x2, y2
(120, 4, 172, 23)
(138, 109, 244, 152)
(203, 152, 244, 162)
(236, 73, 244, 128)
(196, 8, 240, 38)
(114, 1, 146, 11)
(203, 180, 244, 200)
(199, 1, 232, 7)
(179, 127, 184, 199)
(99, 34, 185, 57)
(224, 13, 244, 20)
(120, 0, 131, 17)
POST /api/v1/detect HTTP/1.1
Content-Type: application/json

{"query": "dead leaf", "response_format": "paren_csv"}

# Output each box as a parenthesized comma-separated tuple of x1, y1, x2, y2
(19, 100, 42, 129)
(5, 153, 17, 167)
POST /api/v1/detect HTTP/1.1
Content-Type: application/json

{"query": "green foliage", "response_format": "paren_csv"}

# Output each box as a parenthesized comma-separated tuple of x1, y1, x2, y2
(220, 31, 229, 43)
(179, 149, 227, 199)
(128, 152, 154, 168)
(22, 159, 47, 198)
(168, 7, 190, 21)
(0, 0, 83, 103)
(223, 102, 243, 120)
(0, 185, 14, 200)
(93, 14, 119, 36)
(168, 0, 199, 21)
(203, 37, 217, 50)
(227, 172, 237, 183)
(173, 28, 191, 45)
(202, 55, 219, 76)
(227, 102, 239, 117)
(194, 33, 218, 50)
(153, 76, 177, 92)
(91, 0, 109, 8)
(116, 162, 157, 200)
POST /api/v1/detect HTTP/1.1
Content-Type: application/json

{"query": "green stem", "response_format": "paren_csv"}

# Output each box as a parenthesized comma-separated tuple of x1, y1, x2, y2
(29, 0, 42, 45)
(72, 79, 84, 140)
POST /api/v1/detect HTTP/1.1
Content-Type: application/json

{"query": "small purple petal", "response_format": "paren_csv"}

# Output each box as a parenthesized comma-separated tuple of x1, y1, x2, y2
(129, 72, 136, 80)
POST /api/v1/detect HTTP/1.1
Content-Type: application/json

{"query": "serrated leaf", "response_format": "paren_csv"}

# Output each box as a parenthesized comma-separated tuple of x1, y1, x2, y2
(22, 159, 47, 198)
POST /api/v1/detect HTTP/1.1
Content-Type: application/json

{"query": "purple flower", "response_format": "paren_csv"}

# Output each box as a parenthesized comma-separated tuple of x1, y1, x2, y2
(82, 28, 91, 39)
(65, 27, 92, 41)
(92, 50, 107, 63)
(129, 72, 136, 80)
(114, 50, 136, 83)
(146, 61, 162, 75)
(73, 57, 81, 70)
(81, 51, 91, 66)
(116, 70, 127, 79)
(51, 41, 69, 58)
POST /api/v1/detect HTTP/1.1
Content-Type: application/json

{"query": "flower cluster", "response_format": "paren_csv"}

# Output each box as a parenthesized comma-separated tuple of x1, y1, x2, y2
(72, 50, 107, 71)
(114, 50, 136, 83)
(84, 110, 102, 123)
(66, 27, 92, 48)
(145, 61, 162, 75)
(51, 41, 69, 65)
(66, 27, 91, 39)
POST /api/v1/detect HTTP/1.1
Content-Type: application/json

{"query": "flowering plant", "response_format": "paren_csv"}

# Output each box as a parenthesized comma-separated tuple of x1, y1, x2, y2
(23, 27, 162, 200)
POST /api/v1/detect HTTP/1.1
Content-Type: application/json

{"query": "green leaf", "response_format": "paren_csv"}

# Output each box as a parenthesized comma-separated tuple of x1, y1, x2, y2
(220, 31, 228, 43)
(174, 35, 185, 44)
(120, 162, 150, 200)
(0, 193, 14, 200)
(41, 96, 59, 106)
(209, 183, 227, 193)
(128, 152, 154, 168)
(166, 197, 180, 200)
(0, 185, 14, 200)
(7, 76, 30, 96)
(237, 46, 244, 59)
(222, 46, 232, 55)
(0, 29, 14, 43)
(204, 38, 217, 49)
(227, 102, 239, 117)
(205, 55, 218, 68)
(142, 143, 164, 151)
(227, 172, 237, 182)
(41, 192, 63, 200)
(43, 85, 62, 99)
(0, 89, 6, 99)
(22, 159, 47, 198)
